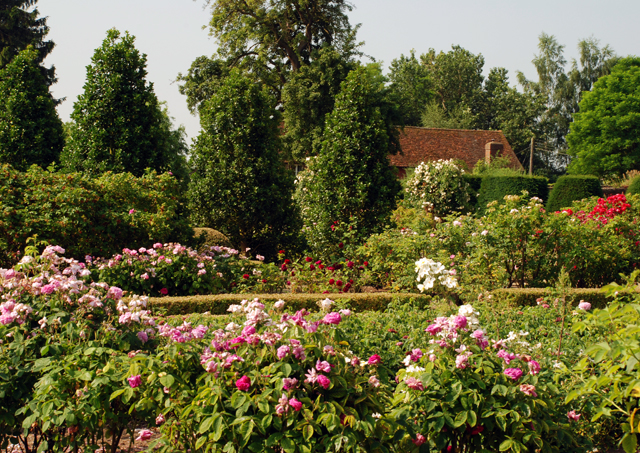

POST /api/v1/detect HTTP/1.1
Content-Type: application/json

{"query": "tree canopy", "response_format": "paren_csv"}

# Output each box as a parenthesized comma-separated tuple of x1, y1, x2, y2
(567, 57, 640, 178)
(0, 46, 63, 170)
(62, 29, 186, 177)
(0, 0, 55, 86)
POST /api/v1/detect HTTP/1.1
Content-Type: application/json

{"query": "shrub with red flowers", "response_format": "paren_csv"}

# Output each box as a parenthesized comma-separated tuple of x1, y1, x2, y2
(386, 304, 575, 453)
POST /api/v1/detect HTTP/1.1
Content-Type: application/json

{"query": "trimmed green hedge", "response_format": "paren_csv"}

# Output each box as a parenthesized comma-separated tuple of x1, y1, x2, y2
(477, 175, 549, 211)
(148, 292, 433, 315)
(627, 176, 640, 196)
(490, 288, 611, 309)
(546, 175, 603, 212)
(148, 288, 612, 316)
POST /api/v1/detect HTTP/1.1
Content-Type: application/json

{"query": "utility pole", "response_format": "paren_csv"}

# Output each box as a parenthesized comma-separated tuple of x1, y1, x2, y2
(529, 137, 534, 175)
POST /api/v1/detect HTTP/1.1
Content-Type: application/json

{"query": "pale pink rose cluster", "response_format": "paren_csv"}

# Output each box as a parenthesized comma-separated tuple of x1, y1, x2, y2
(158, 320, 207, 343)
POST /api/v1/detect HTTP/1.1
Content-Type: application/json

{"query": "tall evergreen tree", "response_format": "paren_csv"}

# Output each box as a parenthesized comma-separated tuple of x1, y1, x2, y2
(0, 0, 55, 85)
(295, 65, 401, 256)
(188, 69, 301, 259)
(62, 29, 182, 177)
(0, 46, 63, 170)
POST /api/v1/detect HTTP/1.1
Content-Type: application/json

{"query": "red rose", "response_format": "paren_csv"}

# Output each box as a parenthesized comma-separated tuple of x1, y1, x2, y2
(305, 257, 313, 262)
(336, 280, 343, 287)
(329, 279, 335, 285)
(243, 274, 249, 279)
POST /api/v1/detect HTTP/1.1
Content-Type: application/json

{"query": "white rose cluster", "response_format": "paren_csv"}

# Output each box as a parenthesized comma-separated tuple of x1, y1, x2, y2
(415, 258, 458, 292)
(405, 159, 471, 216)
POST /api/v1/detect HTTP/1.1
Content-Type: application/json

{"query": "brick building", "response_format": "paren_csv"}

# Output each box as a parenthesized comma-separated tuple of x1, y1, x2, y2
(390, 126, 523, 178)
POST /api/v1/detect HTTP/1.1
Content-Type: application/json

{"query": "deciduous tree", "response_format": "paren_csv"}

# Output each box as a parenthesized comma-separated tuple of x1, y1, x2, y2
(567, 57, 640, 178)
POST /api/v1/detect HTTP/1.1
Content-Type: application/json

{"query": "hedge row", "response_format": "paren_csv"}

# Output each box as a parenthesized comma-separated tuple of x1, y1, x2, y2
(546, 175, 603, 212)
(491, 287, 611, 309)
(147, 288, 612, 315)
(477, 175, 549, 211)
(0, 164, 195, 266)
(148, 292, 433, 315)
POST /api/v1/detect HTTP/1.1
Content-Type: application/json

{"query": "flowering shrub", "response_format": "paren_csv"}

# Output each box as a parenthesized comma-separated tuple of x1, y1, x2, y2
(0, 242, 155, 452)
(568, 271, 640, 453)
(87, 242, 244, 297)
(386, 304, 575, 452)
(132, 298, 392, 453)
(415, 258, 457, 293)
(405, 159, 472, 216)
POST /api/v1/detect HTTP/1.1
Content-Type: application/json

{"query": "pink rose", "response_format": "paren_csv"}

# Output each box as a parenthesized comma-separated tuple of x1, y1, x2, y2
(317, 375, 331, 389)
(236, 375, 251, 391)
(519, 384, 537, 397)
(504, 368, 523, 380)
(452, 315, 467, 329)
(367, 354, 382, 365)
(156, 413, 165, 425)
(412, 433, 426, 446)
(405, 377, 424, 391)
(277, 345, 290, 359)
(323, 312, 342, 325)
(528, 360, 540, 375)
(128, 375, 142, 388)
(369, 375, 380, 388)
(289, 398, 303, 411)
(578, 301, 591, 311)
(137, 331, 148, 343)
(135, 429, 152, 441)
(567, 410, 581, 422)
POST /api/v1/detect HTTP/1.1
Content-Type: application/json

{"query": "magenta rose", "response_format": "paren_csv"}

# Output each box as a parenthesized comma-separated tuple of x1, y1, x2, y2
(289, 398, 303, 411)
(236, 375, 251, 391)
(323, 312, 342, 325)
(504, 368, 523, 380)
(367, 354, 382, 365)
(317, 375, 331, 389)
(128, 375, 142, 388)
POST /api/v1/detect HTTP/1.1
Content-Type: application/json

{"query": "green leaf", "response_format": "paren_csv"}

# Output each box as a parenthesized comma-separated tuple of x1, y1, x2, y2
(199, 416, 216, 434)
(453, 411, 468, 428)
(109, 389, 125, 401)
(622, 433, 637, 453)
(160, 374, 175, 388)
(195, 436, 207, 450)
(499, 439, 513, 451)
(281, 437, 295, 453)
(213, 415, 224, 441)
(303, 425, 314, 441)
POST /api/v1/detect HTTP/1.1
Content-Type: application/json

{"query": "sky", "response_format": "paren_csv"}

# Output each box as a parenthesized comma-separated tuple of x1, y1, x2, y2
(38, 0, 640, 143)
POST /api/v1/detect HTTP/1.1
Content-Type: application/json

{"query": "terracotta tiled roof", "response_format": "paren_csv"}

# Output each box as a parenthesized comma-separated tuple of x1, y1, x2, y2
(390, 127, 523, 171)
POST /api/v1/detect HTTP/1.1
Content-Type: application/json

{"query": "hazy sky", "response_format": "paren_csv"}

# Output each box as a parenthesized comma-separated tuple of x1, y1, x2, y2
(38, 0, 640, 143)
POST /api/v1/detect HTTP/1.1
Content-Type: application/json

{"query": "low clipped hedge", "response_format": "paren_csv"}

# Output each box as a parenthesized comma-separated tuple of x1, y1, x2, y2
(477, 175, 549, 210)
(148, 292, 433, 315)
(546, 175, 603, 212)
(627, 176, 640, 196)
(490, 287, 611, 309)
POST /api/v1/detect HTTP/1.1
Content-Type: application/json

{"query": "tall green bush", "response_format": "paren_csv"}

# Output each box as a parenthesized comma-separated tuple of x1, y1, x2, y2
(546, 175, 603, 212)
(62, 29, 186, 177)
(477, 175, 549, 210)
(188, 69, 301, 260)
(0, 164, 194, 266)
(0, 47, 64, 170)
(295, 66, 401, 257)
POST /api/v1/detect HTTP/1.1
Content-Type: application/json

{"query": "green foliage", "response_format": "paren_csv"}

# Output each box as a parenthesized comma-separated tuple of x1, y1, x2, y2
(0, 47, 63, 170)
(282, 45, 355, 162)
(569, 272, 640, 452)
(62, 29, 185, 177)
(295, 66, 401, 257)
(0, 0, 56, 86)
(193, 227, 232, 249)
(0, 164, 194, 266)
(546, 175, 603, 212)
(188, 70, 302, 260)
(404, 159, 472, 216)
(204, 0, 356, 98)
(420, 100, 475, 129)
(490, 287, 611, 309)
(567, 57, 640, 178)
(627, 175, 640, 196)
(477, 175, 549, 209)
(387, 50, 434, 126)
